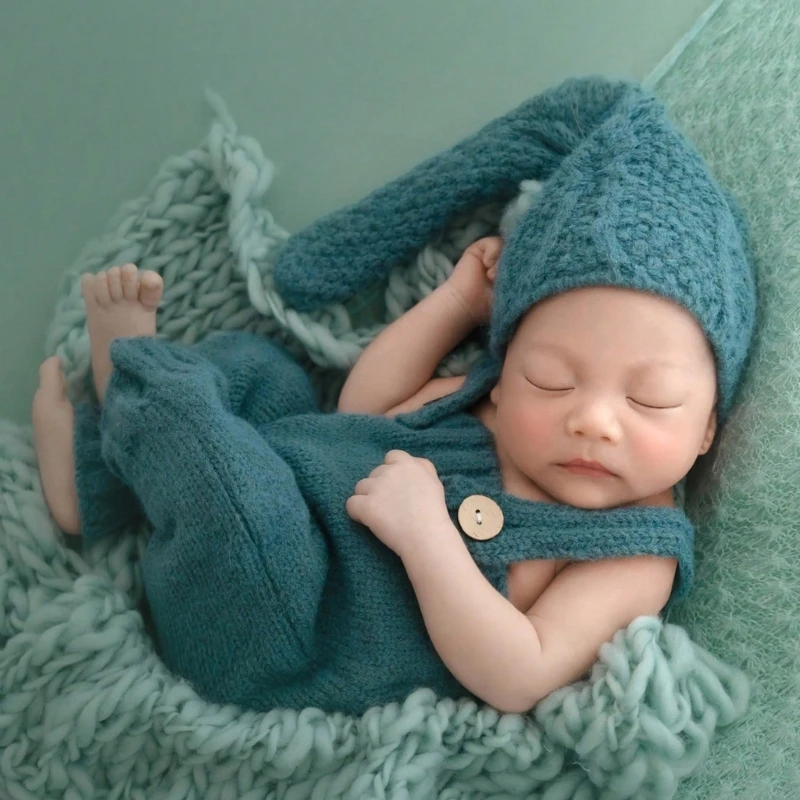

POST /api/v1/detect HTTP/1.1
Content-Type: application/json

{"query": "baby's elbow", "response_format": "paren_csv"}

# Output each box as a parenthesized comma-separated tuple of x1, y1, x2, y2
(490, 690, 539, 715)
(337, 386, 394, 416)
(336, 387, 368, 414)
(480, 680, 543, 715)
(337, 396, 382, 415)
(492, 698, 530, 715)
(336, 395, 357, 413)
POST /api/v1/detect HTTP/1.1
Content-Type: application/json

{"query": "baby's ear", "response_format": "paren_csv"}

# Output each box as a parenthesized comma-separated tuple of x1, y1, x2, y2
(699, 409, 718, 455)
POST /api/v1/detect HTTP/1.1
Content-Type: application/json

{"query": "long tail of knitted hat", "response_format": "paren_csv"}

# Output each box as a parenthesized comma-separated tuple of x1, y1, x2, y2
(274, 76, 757, 421)
(274, 78, 632, 309)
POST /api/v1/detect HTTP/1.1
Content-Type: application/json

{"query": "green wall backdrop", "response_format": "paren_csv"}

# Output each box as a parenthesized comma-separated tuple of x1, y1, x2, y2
(1, 0, 711, 424)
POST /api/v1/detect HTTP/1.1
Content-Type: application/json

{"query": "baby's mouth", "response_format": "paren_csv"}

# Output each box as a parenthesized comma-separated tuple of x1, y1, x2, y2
(558, 459, 616, 478)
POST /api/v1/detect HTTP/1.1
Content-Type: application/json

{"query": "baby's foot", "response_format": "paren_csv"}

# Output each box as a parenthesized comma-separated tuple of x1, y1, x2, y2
(32, 356, 81, 535)
(81, 264, 163, 402)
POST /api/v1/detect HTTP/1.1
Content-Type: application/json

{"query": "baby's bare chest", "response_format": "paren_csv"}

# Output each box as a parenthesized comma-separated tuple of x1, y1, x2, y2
(467, 400, 572, 611)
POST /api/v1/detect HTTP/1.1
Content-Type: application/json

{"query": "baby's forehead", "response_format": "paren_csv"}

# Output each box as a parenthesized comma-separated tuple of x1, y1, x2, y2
(515, 288, 716, 364)
(520, 341, 697, 373)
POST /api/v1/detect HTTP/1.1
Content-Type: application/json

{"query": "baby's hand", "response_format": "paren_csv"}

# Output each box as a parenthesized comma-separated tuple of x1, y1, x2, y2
(346, 450, 454, 558)
(447, 236, 503, 326)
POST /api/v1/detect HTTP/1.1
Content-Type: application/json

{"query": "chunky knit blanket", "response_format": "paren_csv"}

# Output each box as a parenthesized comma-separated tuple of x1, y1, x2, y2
(2, 0, 799, 796)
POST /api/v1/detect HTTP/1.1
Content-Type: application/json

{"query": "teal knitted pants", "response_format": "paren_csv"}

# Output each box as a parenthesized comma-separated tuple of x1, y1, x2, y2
(74, 332, 329, 709)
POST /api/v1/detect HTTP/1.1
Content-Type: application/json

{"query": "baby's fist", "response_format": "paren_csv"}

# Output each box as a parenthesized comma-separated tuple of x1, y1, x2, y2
(346, 450, 453, 557)
(448, 236, 503, 325)
(465, 236, 503, 281)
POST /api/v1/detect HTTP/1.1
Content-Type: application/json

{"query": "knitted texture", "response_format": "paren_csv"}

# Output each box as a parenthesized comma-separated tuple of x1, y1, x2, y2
(650, 0, 800, 796)
(274, 78, 757, 422)
(489, 87, 756, 423)
(71, 335, 697, 716)
(273, 79, 631, 309)
(6, 4, 796, 791)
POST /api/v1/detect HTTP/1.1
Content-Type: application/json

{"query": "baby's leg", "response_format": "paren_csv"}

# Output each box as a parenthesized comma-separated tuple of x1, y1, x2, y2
(101, 337, 327, 702)
(34, 360, 146, 538)
(192, 331, 318, 427)
(81, 263, 163, 403)
(33, 266, 164, 534)
(33, 280, 326, 700)
(35, 266, 319, 537)
(32, 357, 80, 534)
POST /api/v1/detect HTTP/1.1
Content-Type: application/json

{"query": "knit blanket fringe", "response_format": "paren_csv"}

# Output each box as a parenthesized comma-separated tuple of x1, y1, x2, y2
(0, 95, 748, 800)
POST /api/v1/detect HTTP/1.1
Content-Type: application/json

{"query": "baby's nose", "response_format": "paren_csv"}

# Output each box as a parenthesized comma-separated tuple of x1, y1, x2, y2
(567, 400, 622, 442)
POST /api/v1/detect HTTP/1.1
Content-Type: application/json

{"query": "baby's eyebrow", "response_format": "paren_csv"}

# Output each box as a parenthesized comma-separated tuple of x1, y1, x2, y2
(525, 342, 693, 374)
(524, 342, 575, 358)
(632, 356, 710, 381)
(629, 359, 691, 375)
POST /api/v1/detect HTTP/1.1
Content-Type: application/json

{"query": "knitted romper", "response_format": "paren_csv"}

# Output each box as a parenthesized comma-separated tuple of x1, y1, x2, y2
(74, 330, 695, 717)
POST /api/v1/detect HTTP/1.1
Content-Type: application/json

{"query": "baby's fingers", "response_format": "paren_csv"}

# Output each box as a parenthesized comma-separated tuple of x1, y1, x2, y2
(345, 493, 366, 522)
(353, 477, 374, 495)
(368, 464, 391, 480)
(485, 239, 502, 266)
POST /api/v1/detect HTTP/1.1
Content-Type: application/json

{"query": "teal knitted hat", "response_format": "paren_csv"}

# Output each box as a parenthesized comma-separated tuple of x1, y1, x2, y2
(274, 77, 757, 421)
(490, 86, 756, 421)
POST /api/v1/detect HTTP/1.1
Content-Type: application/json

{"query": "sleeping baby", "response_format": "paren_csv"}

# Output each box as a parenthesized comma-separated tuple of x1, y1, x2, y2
(31, 78, 755, 716)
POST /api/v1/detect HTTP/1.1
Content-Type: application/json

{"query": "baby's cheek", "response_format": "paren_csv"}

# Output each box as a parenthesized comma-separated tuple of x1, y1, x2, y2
(510, 403, 556, 449)
(631, 426, 687, 477)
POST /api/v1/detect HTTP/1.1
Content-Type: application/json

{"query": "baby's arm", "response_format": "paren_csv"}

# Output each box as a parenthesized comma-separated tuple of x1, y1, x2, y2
(404, 538, 676, 713)
(337, 237, 501, 415)
(383, 375, 466, 418)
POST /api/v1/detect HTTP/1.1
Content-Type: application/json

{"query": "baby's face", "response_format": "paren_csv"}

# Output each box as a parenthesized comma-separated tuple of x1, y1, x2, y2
(491, 286, 718, 510)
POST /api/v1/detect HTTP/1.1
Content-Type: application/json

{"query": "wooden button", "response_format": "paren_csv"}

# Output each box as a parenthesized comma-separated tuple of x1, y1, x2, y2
(458, 495, 504, 541)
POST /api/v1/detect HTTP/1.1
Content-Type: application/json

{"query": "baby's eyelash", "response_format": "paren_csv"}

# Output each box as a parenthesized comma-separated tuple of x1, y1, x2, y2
(628, 398, 681, 410)
(530, 382, 572, 392)
(528, 380, 681, 409)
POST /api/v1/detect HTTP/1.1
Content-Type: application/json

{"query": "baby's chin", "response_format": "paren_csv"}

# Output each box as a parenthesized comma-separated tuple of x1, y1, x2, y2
(559, 494, 624, 511)
(538, 477, 641, 511)
(546, 482, 675, 511)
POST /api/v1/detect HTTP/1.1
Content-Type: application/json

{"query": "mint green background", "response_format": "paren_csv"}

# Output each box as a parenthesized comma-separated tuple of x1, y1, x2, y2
(1, 0, 710, 425)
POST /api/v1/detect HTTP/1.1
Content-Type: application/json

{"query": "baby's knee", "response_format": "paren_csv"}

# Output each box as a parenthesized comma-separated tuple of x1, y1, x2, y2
(197, 331, 305, 379)
(196, 330, 265, 358)
(197, 332, 317, 421)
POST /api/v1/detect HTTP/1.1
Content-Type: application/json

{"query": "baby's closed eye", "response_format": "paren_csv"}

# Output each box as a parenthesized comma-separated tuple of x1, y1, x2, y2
(626, 380, 686, 410)
(627, 396, 682, 410)
(523, 365, 574, 392)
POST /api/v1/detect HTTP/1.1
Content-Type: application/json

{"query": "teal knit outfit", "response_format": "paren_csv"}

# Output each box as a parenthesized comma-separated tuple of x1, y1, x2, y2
(73, 76, 756, 716)
(74, 331, 695, 715)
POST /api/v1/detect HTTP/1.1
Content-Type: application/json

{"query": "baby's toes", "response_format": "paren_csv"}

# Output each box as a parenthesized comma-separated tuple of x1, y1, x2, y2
(93, 271, 112, 307)
(107, 266, 124, 302)
(120, 263, 139, 301)
(80, 272, 110, 308)
(138, 271, 164, 311)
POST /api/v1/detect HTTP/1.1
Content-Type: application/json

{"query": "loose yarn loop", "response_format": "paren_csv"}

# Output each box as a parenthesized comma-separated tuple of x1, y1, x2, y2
(536, 618, 749, 799)
(1, 97, 749, 799)
(46, 92, 491, 406)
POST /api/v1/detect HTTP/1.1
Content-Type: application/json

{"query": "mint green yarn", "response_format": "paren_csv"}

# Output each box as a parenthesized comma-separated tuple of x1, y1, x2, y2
(0, 490, 746, 799)
(1, 82, 752, 800)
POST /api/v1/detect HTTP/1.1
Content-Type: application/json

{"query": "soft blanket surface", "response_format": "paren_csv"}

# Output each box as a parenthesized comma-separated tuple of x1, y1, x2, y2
(646, 0, 800, 796)
(1, 0, 796, 796)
